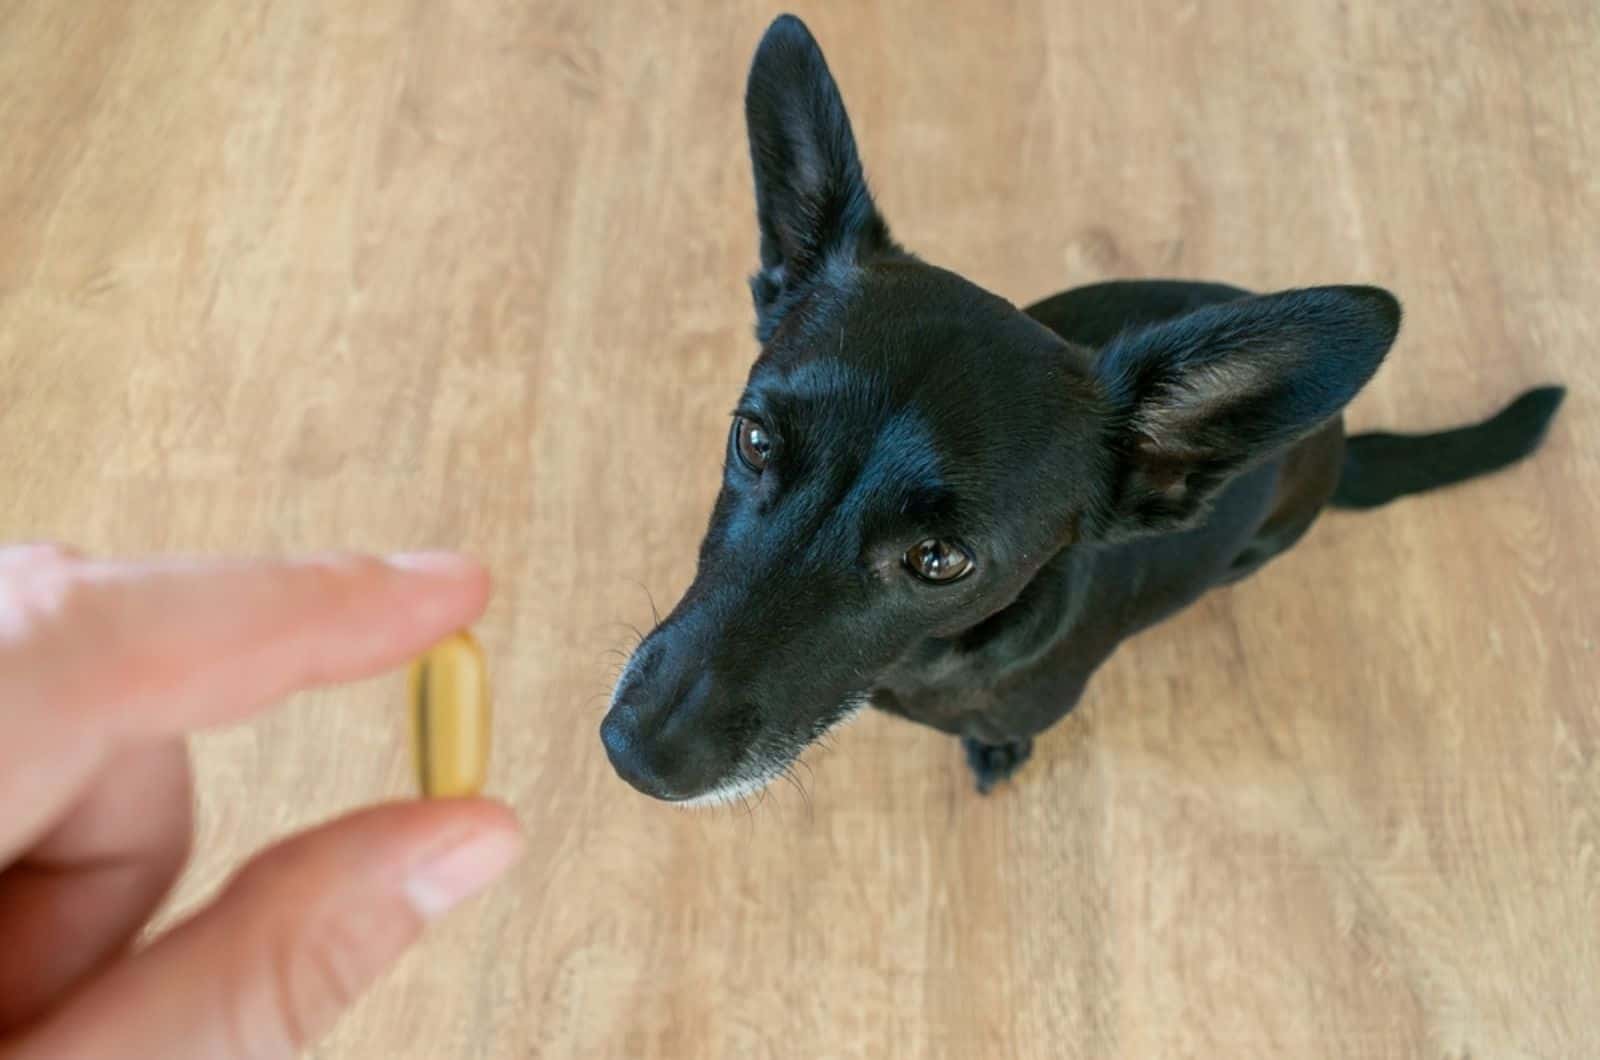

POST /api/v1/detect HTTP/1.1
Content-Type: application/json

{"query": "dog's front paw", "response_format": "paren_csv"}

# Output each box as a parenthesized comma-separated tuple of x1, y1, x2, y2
(961, 736, 1034, 794)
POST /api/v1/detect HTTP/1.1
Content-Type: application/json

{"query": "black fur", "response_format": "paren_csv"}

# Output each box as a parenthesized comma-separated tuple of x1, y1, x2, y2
(1091, 284, 1401, 537)
(599, 15, 1564, 801)
(1330, 386, 1566, 509)
(745, 16, 898, 343)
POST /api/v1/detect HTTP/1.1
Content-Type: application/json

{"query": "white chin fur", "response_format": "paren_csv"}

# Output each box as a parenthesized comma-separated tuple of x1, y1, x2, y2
(675, 767, 786, 809)
(672, 692, 871, 809)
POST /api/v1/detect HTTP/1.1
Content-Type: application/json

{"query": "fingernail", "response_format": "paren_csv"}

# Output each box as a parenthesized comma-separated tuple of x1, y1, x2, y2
(404, 828, 524, 919)
(386, 551, 475, 575)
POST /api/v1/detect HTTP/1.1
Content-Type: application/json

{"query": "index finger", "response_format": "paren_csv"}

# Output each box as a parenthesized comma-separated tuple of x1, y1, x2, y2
(0, 549, 490, 738)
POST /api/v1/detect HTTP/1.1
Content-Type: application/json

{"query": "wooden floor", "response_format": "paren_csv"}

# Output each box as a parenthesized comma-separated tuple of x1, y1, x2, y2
(3, 3, 1597, 1057)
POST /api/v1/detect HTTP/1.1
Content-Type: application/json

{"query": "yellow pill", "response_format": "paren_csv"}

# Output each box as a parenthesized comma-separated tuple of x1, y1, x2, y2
(408, 631, 491, 798)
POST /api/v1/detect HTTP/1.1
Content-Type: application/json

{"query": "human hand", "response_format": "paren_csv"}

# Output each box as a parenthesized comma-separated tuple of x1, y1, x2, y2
(0, 546, 523, 1058)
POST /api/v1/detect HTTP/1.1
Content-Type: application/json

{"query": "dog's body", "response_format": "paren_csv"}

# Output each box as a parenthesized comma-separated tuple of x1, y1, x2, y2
(600, 17, 1564, 803)
(875, 279, 1341, 788)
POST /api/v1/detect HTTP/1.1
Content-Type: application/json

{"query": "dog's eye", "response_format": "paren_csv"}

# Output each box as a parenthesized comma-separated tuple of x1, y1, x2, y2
(904, 539, 973, 583)
(733, 416, 772, 472)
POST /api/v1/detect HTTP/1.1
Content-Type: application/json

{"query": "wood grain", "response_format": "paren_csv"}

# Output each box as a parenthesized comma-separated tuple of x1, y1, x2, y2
(2, 2, 1596, 1057)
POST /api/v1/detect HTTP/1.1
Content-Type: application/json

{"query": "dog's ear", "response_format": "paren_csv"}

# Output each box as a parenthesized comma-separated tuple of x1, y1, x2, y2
(745, 15, 895, 341)
(1089, 285, 1401, 539)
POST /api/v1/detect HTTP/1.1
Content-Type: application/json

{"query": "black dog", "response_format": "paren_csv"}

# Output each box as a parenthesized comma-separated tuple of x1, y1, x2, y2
(601, 15, 1564, 803)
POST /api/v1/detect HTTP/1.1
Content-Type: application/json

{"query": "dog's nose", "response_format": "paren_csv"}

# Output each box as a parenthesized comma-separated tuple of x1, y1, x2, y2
(600, 703, 676, 799)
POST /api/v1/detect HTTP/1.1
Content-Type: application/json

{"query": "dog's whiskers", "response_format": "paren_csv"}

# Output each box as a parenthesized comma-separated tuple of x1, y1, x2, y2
(779, 762, 813, 820)
(642, 582, 663, 631)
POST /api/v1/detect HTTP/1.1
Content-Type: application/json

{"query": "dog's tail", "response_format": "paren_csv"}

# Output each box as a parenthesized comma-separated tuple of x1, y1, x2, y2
(1329, 386, 1566, 510)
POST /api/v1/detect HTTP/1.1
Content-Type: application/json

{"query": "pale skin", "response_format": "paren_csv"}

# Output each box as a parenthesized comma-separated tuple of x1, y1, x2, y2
(0, 545, 524, 1059)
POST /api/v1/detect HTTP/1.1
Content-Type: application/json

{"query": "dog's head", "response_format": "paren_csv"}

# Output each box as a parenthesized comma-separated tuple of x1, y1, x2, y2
(601, 15, 1399, 803)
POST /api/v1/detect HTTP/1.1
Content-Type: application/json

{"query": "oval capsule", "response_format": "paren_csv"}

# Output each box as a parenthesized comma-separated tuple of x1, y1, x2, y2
(408, 631, 491, 798)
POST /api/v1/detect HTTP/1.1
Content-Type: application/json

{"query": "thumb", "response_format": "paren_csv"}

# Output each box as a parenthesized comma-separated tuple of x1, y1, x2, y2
(2, 801, 523, 1060)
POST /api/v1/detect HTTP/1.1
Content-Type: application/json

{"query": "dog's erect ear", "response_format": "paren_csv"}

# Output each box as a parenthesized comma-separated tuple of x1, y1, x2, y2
(745, 15, 895, 341)
(1090, 285, 1402, 538)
